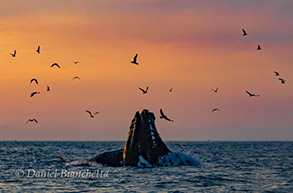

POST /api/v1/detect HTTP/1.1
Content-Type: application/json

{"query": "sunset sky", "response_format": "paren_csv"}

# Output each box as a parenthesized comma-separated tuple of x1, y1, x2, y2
(0, 0, 292, 141)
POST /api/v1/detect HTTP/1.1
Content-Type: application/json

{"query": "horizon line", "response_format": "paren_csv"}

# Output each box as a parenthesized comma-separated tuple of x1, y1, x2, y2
(0, 140, 292, 142)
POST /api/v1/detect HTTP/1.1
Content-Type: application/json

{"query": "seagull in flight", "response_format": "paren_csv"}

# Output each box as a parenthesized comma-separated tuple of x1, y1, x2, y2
(47, 86, 50, 91)
(212, 108, 220, 113)
(73, 61, 79, 64)
(10, 50, 16, 57)
(72, 76, 81, 81)
(51, 63, 61, 68)
(242, 29, 247, 36)
(274, 71, 280, 76)
(139, 87, 148, 94)
(160, 109, 174, 122)
(211, 87, 219, 93)
(278, 78, 286, 84)
(86, 110, 99, 118)
(30, 78, 38, 85)
(232, 163, 241, 169)
(26, 119, 38, 124)
(36, 46, 40, 54)
(169, 88, 173, 92)
(257, 45, 262, 50)
(245, 90, 259, 97)
(30, 92, 40, 97)
(131, 53, 139, 65)
(56, 156, 66, 162)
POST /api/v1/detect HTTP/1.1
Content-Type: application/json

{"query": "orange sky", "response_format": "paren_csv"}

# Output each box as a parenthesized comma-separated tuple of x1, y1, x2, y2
(0, 0, 292, 141)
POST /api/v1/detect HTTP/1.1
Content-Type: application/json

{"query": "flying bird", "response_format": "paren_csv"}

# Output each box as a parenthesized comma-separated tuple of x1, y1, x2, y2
(51, 63, 61, 68)
(160, 109, 174, 122)
(211, 87, 219, 93)
(245, 90, 259, 97)
(36, 46, 40, 54)
(72, 76, 81, 81)
(26, 119, 38, 124)
(139, 87, 148, 94)
(169, 88, 173, 92)
(56, 156, 66, 162)
(30, 78, 38, 85)
(73, 61, 79, 64)
(86, 110, 99, 118)
(47, 86, 50, 91)
(131, 53, 139, 65)
(30, 92, 40, 97)
(10, 50, 16, 57)
(242, 29, 247, 36)
(274, 71, 280, 76)
(257, 45, 262, 50)
(212, 108, 220, 113)
(278, 78, 286, 84)
(232, 163, 241, 169)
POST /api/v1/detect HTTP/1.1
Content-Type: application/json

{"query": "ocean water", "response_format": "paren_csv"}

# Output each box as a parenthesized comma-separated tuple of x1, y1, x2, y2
(0, 141, 292, 192)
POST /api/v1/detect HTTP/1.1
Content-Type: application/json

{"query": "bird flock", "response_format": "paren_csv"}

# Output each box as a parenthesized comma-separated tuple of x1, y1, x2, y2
(11, 28, 287, 125)
(10, 46, 174, 125)
(9, 45, 94, 124)
(209, 28, 286, 114)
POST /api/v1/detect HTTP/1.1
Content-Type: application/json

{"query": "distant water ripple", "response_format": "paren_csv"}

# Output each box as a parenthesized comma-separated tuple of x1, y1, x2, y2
(0, 141, 292, 192)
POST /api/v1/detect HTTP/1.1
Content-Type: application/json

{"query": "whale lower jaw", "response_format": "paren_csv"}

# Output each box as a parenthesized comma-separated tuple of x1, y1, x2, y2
(88, 149, 124, 167)
(89, 109, 171, 167)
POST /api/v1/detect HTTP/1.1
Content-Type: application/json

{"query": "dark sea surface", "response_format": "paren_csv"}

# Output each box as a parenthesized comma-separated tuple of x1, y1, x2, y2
(0, 141, 292, 192)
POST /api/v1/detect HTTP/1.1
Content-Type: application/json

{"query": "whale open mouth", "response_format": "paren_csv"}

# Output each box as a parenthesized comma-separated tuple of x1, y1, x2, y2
(67, 109, 201, 167)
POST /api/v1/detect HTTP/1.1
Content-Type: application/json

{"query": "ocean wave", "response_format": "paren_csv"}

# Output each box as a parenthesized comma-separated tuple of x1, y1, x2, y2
(65, 160, 103, 167)
(67, 151, 201, 168)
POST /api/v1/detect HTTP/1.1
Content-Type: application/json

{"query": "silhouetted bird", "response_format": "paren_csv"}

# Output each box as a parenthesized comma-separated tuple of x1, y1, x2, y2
(72, 76, 80, 81)
(57, 156, 66, 162)
(131, 54, 139, 65)
(36, 46, 40, 54)
(160, 109, 174, 122)
(169, 88, 173, 92)
(86, 110, 99, 118)
(30, 92, 40, 97)
(278, 78, 286, 84)
(26, 119, 38, 124)
(212, 87, 219, 93)
(73, 61, 79, 64)
(274, 71, 280, 76)
(212, 108, 219, 113)
(47, 86, 50, 91)
(245, 90, 259, 97)
(30, 78, 38, 85)
(257, 45, 262, 50)
(175, 144, 182, 148)
(10, 50, 16, 57)
(242, 29, 247, 36)
(51, 63, 61, 68)
(139, 87, 148, 94)
(232, 163, 241, 168)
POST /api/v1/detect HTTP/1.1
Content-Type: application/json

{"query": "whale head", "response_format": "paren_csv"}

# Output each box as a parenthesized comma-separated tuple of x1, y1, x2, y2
(123, 109, 171, 166)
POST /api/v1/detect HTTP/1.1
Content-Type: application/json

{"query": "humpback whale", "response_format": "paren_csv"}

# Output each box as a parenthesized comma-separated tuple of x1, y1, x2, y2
(70, 109, 201, 167)
(88, 109, 171, 167)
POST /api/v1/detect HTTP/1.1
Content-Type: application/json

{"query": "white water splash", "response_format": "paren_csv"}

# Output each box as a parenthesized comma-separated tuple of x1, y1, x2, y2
(157, 152, 202, 167)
